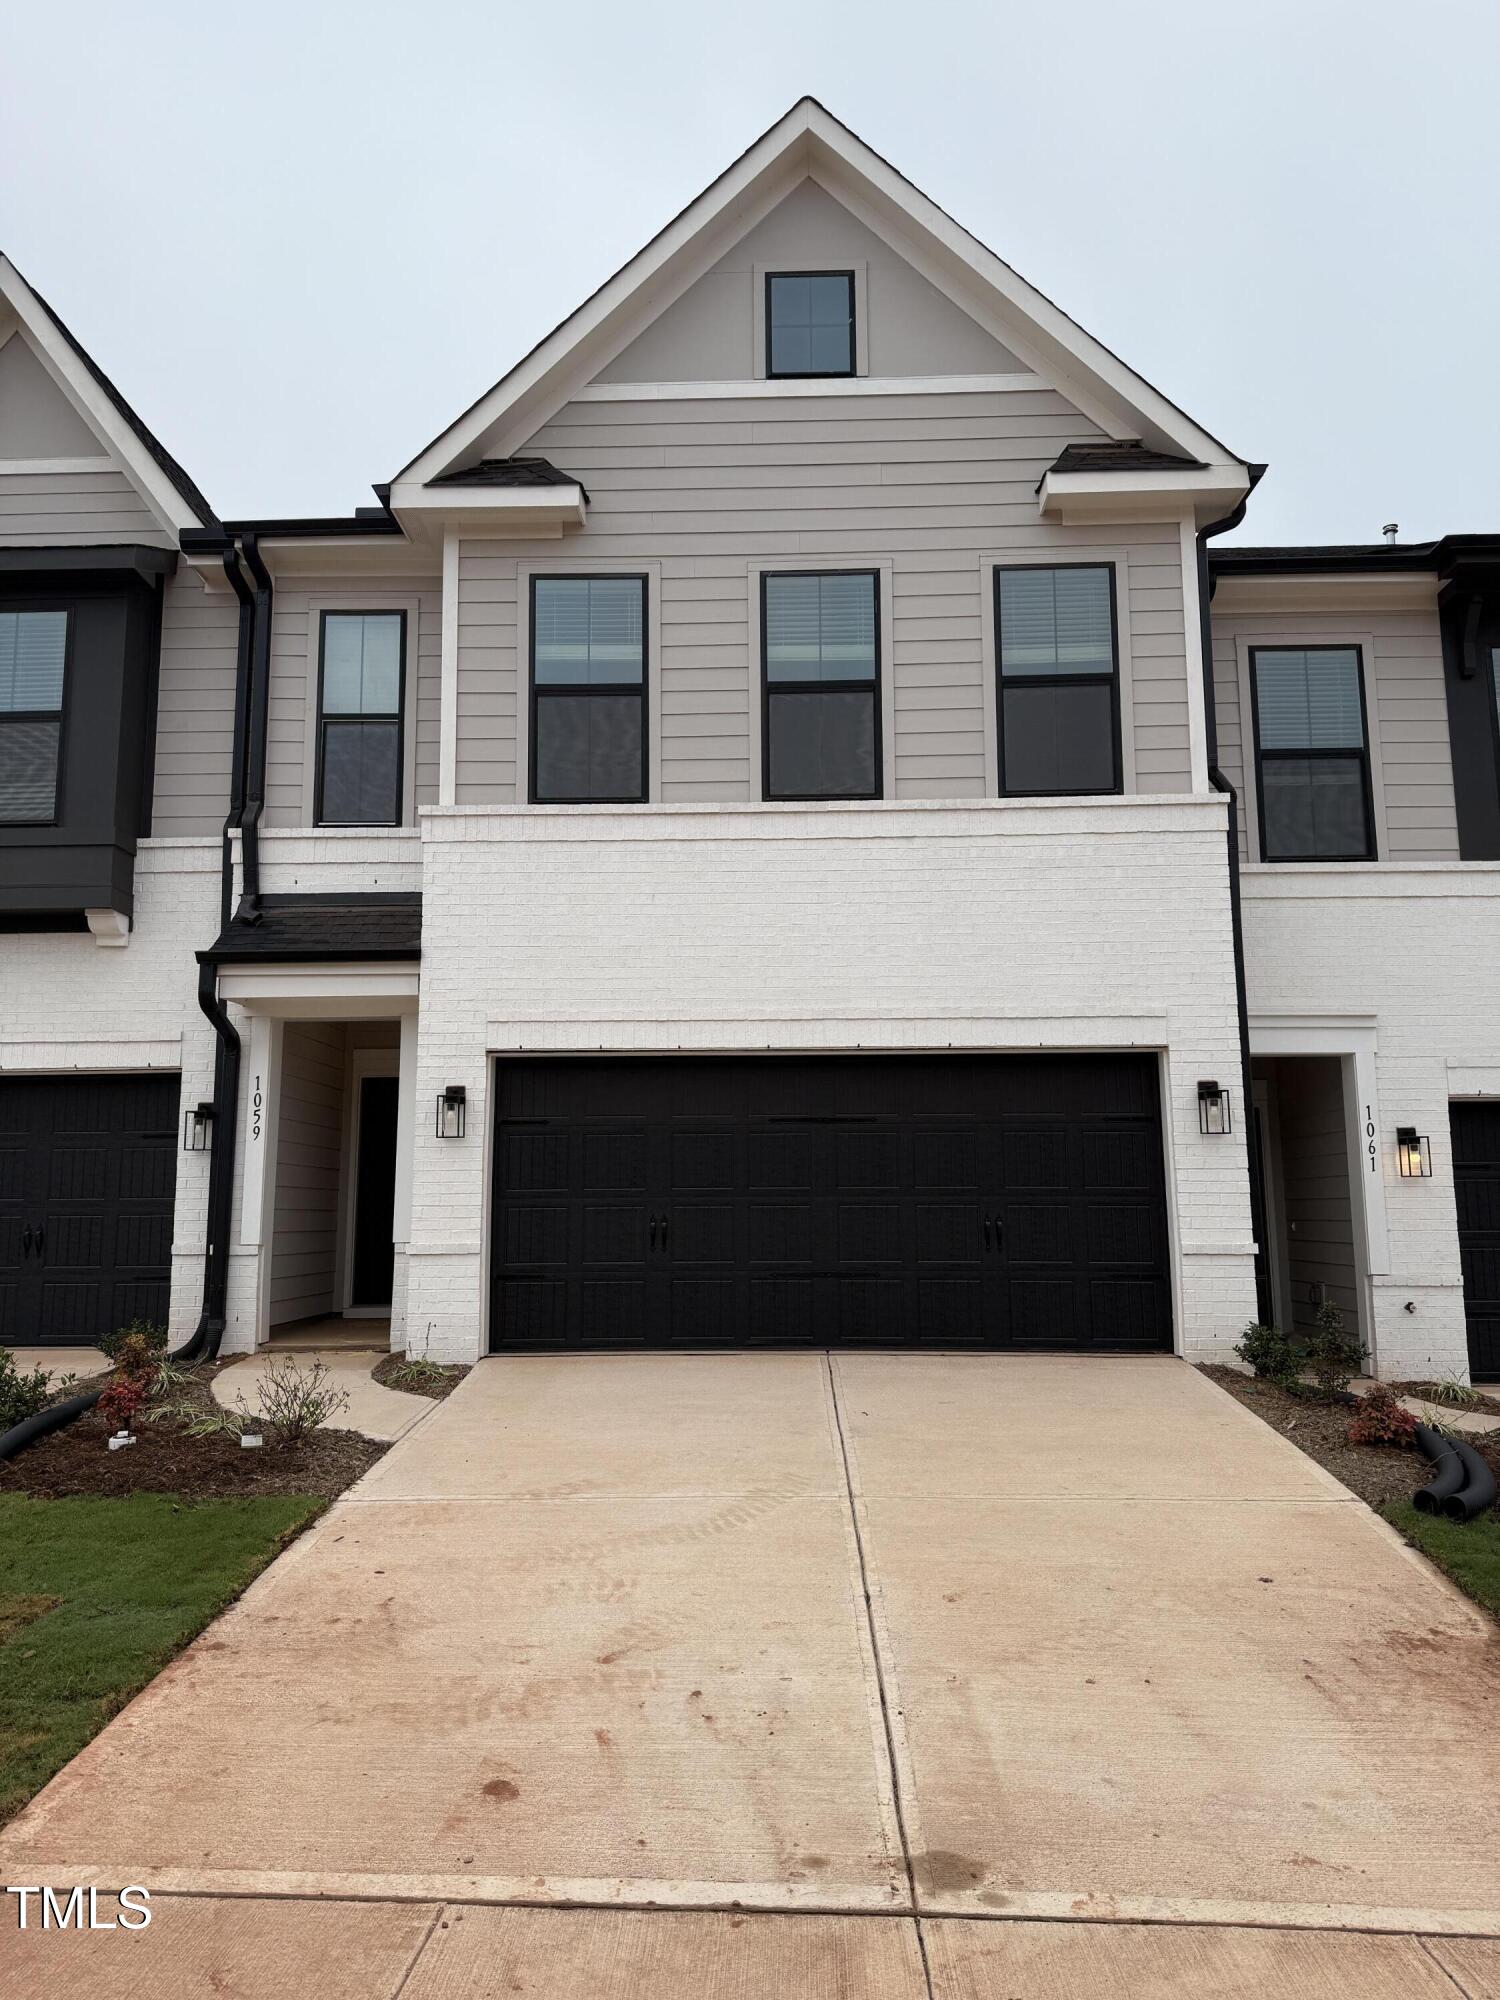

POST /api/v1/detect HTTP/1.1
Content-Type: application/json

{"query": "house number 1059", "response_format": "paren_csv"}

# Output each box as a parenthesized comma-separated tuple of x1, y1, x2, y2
(252, 1075, 263, 1141)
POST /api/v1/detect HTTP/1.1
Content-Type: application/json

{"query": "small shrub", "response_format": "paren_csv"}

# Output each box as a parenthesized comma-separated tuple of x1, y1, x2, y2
(1234, 1322, 1300, 1388)
(1347, 1384, 1419, 1448)
(385, 1358, 454, 1396)
(0, 1349, 54, 1432)
(97, 1377, 147, 1433)
(1423, 1373, 1481, 1410)
(246, 1358, 349, 1447)
(149, 1397, 246, 1441)
(1304, 1297, 1367, 1401)
(99, 1318, 167, 1365)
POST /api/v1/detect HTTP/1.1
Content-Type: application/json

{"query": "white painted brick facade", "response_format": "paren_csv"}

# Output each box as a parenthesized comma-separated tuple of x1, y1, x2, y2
(0, 839, 222, 1341)
(1243, 862, 1500, 1381)
(403, 795, 1260, 1364)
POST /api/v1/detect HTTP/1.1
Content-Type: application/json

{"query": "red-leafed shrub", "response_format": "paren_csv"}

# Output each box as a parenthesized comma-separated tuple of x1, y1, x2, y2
(97, 1377, 147, 1433)
(1347, 1384, 1419, 1448)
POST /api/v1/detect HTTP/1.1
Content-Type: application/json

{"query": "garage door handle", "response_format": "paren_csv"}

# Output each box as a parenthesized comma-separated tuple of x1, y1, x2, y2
(982, 1217, 992, 1249)
(22, 1223, 32, 1258)
(991, 1216, 1003, 1252)
(659, 1216, 668, 1249)
(648, 1215, 658, 1248)
(34, 1224, 43, 1259)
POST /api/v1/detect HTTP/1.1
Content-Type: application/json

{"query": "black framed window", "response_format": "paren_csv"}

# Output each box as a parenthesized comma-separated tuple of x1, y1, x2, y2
(766, 272, 855, 379)
(316, 610, 405, 826)
(995, 564, 1119, 796)
(1250, 646, 1375, 861)
(530, 575, 647, 803)
(0, 607, 68, 824)
(762, 569, 880, 800)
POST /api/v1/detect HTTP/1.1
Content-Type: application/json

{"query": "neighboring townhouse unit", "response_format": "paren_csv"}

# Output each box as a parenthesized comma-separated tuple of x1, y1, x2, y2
(1, 100, 1496, 1385)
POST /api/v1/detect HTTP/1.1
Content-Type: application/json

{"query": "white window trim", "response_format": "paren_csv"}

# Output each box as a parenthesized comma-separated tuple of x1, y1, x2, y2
(301, 594, 421, 830)
(753, 260, 868, 381)
(979, 549, 1138, 797)
(1234, 631, 1389, 864)
(747, 555, 895, 803)
(516, 558, 663, 806)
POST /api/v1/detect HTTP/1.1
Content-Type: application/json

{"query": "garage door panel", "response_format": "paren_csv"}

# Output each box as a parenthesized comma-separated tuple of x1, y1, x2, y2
(1091, 1278, 1171, 1349)
(498, 1129, 569, 1194)
(1450, 1103, 1500, 1383)
(490, 1056, 1170, 1353)
(1, 1074, 179, 1349)
(748, 1275, 815, 1344)
(1083, 1126, 1157, 1191)
(495, 1276, 568, 1345)
(999, 1127, 1070, 1192)
(1086, 1203, 1159, 1267)
(501, 1203, 568, 1266)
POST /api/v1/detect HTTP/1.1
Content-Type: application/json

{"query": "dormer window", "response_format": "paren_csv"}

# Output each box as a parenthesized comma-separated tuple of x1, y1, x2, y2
(766, 272, 855, 379)
(0, 608, 67, 824)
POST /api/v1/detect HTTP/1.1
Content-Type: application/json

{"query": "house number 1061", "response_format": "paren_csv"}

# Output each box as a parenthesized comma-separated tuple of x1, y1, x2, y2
(1365, 1105, 1376, 1173)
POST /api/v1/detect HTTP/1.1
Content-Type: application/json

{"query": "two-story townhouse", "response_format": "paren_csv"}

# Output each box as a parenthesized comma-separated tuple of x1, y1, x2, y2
(1, 100, 1495, 1388)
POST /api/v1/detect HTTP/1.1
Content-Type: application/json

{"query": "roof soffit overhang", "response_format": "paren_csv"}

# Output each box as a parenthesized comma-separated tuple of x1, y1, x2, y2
(389, 99, 1252, 502)
(1038, 465, 1252, 526)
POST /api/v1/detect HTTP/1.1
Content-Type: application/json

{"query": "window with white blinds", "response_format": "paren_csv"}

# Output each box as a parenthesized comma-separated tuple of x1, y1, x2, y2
(761, 571, 879, 799)
(994, 565, 1119, 796)
(0, 608, 68, 823)
(531, 575, 647, 802)
(1250, 646, 1374, 861)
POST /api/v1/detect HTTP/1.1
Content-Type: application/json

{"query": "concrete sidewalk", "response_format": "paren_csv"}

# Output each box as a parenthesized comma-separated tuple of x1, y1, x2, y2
(3, 1350, 1499, 1995)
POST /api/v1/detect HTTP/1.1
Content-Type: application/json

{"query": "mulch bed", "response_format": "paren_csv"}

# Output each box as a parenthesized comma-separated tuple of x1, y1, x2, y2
(1199, 1364, 1500, 1511)
(1393, 1379, 1500, 1419)
(372, 1354, 471, 1400)
(0, 1362, 385, 1501)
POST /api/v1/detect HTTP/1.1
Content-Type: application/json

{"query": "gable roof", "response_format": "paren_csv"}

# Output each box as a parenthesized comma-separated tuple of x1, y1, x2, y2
(0, 254, 217, 532)
(1046, 442, 1206, 478)
(393, 97, 1250, 498)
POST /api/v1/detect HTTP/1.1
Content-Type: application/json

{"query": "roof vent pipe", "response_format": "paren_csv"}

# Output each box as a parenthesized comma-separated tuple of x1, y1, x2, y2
(1383, 523, 1399, 544)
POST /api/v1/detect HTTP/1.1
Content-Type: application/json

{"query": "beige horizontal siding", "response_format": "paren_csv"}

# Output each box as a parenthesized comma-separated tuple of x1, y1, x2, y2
(1210, 602, 1458, 861)
(270, 1023, 346, 1325)
(263, 573, 442, 827)
(0, 466, 166, 546)
(151, 572, 241, 837)
(456, 388, 1194, 803)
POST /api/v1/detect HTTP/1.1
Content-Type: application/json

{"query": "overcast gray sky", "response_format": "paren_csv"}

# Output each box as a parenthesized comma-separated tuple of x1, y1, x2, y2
(3, 0, 1496, 542)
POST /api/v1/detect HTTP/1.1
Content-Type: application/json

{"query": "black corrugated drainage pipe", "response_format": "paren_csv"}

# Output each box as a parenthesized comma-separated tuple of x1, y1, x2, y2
(0, 1390, 104, 1464)
(1441, 1438, 1495, 1523)
(1413, 1425, 1468, 1513)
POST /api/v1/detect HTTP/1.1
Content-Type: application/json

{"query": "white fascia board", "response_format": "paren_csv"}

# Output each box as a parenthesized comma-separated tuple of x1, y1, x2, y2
(1038, 466, 1251, 524)
(0, 256, 206, 535)
(395, 98, 1250, 488)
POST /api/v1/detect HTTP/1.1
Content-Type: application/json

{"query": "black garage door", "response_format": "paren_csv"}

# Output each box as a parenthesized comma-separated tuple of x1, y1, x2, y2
(1452, 1102, 1500, 1383)
(0, 1074, 180, 1348)
(489, 1054, 1171, 1353)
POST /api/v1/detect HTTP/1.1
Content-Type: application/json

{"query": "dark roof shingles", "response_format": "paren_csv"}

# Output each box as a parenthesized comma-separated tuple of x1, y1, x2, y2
(424, 456, 589, 501)
(1046, 441, 1206, 477)
(200, 894, 421, 965)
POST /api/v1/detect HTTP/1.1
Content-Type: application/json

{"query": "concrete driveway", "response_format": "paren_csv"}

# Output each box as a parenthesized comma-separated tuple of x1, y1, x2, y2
(4, 1352, 1500, 1998)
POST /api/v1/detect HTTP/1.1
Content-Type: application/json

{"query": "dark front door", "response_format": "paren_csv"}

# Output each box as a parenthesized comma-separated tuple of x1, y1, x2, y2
(1451, 1101, 1500, 1382)
(350, 1075, 399, 1309)
(489, 1054, 1171, 1353)
(0, 1073, 179, 1347)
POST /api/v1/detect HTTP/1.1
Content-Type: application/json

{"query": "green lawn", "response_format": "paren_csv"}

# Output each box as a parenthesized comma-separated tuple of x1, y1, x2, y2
(0, 1492, 322, 1824)
(1381, 1500, 1500, 1622)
